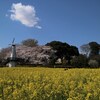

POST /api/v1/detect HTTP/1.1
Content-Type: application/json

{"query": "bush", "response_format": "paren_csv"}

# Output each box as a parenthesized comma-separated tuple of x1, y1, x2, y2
(88, 60, 99, 68)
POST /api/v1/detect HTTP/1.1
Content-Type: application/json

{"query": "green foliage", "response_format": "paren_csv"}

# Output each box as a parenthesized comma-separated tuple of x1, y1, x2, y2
(21, 38, 38, 47)
(46, 41, 70, 59)
(46, 41, 79, 64)
(71, 55, 88, 67)
(90, 55, 100, 66)
(0, 68, 100, 100)
(48, 57, 57, 66)
(69, 46, 79, 56)
(89, 42, 100, 57)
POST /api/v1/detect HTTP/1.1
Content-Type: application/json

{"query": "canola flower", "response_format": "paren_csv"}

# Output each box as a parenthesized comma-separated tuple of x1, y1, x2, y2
(0, 67, 100, 100)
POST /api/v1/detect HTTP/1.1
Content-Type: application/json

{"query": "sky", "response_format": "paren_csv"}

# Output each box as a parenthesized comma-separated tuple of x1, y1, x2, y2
(0, 0, 100, 49)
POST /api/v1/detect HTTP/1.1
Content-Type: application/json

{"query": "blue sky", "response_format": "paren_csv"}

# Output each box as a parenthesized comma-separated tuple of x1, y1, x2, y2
(0, 0, 100, 49)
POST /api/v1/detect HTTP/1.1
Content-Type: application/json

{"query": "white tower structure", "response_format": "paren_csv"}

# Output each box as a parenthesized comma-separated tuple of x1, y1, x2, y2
(9, 38, 17, 67)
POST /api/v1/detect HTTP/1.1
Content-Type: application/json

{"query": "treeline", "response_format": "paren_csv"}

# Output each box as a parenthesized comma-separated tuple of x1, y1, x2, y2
(0, 39, 100, 68)
(46, 41, 100, 68)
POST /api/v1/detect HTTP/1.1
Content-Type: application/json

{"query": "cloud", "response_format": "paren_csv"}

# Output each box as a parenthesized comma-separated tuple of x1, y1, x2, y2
(9, 3, 41, 28)
(36, 26, 42, 29)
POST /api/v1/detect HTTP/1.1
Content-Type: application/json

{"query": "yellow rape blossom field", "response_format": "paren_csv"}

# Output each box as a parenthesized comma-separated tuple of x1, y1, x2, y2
(0, 67, 100, 100)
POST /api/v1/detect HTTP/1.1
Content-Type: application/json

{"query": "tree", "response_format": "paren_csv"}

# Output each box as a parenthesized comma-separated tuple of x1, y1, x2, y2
(0, 47, 11, 59)
(21, 39, 38, 47)
(88, 60, 99, 68)
(80, 41, 100, 57)
(71, 54, 88, 67)
(89, 42, 100, 57)
(0, 47, 11, 66)
(46, 41, 70, 62)
(69, 46, 79, 56)
(3, 45, 56, 66)
(89, 55, 100, 67)
(80, 44, 90, 57)
(46, 41, 79, 65)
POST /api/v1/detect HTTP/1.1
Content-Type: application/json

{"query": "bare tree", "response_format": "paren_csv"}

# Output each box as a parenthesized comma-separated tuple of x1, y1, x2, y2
(21, 38, 38, 47)
(80, 44, 90, 57)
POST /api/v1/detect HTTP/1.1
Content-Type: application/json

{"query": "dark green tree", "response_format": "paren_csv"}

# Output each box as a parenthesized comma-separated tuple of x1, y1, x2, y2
(46, 41, 79, 65)
(46, 41, 69, 61)
(89, 42, 100, 57)
(71, 54, 88, 67)
(69, 46, 79, 56)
